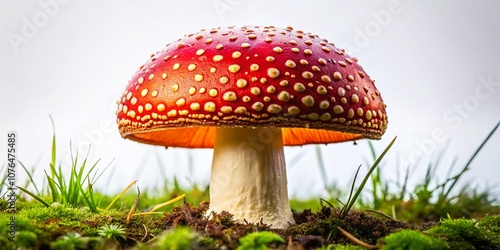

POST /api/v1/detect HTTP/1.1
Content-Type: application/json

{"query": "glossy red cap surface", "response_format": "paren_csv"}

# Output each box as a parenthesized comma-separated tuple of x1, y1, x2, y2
(116, 25, 388, 148)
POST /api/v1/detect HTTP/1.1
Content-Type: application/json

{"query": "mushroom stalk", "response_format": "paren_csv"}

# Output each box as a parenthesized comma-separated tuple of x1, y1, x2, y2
(208, 127, 295, 228)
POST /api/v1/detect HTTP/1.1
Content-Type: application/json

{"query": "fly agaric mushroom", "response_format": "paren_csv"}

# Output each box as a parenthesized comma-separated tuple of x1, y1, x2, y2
(116, 25, 388, 228)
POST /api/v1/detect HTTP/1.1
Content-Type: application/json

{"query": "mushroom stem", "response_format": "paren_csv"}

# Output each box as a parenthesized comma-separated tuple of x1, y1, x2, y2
(208, 127, 295, 228)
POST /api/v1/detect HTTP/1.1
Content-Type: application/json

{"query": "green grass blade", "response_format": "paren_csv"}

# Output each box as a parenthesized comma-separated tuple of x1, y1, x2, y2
(340, 164, 362, 216)
(48, 116, 67, 201)
(367, 141, 377, 160)
(72, 152, 85, 205)
(83, 158, 101, 185)
(44, 169, 59, 202)
(0, 164, 7, 195)
(439, 120, 500, 204)
(339, 136, 397, 219)
(399, 166, 410, 200)
(86, 178, 98, 212)
(69, 162, 80, 205)
(48, 117, 61, 202)
(90, 159, 111, 184)
(77, 149, 90, 181)
(57, 165, 68, 203)
(437, 156, 458, 198)
(17, 186, 50, 207)
(18, 161, 41, 194)
(286, 149, 310, 170)
(49, 116, 56, 173)
(76, 177, 97, 213)
(81, 158, 102, 212)
(314, 145, 330, 194)
(366, 141, 386, 208)
(86, 159, 110, 209)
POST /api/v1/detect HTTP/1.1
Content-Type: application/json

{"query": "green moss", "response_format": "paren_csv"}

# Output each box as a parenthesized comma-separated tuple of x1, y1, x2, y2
(427, 218, 500, 250)
(86, 237, 106, 249)
(0, 236, 16, 250)
(51, 233, 84, 250)
(50, 233, 106, 250)
(381, 229, 447, 250)
(290, 198, 325, 212)
(236, 231, 285, 250)
(199, 236, 217, 248)
(17, 204, 97, 236)
(0, 214, 35, 249)
(333, 245, 365, 250)
(50, 239, 80, 250)
(0, 213, 33, 231)
(18, 203, 93, 221)
(134, 242, 151, 250)
(318, 244, 364, 250)
(14, 203, 152, 237)
(0, 198, 9, 211)
(2, 202, 146, 248)
(0, 214, 43, 244)
(15, 231, 38, 249)
(478, 214, 500, 234)
(154, 226, 199, 249)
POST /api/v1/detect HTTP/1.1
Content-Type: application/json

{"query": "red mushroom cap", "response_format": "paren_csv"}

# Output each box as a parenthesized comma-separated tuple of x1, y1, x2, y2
(116, 25, 388, 148)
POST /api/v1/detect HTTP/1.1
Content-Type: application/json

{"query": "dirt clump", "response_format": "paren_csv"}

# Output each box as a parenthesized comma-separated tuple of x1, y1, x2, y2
(159, 201, 434, 249)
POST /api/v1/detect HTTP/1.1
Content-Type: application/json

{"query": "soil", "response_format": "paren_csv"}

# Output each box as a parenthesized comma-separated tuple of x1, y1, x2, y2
(135, 200, 439, 249)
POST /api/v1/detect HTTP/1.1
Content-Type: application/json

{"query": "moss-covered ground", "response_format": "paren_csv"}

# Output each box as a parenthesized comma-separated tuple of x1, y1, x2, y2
(1, 194, 499, 249)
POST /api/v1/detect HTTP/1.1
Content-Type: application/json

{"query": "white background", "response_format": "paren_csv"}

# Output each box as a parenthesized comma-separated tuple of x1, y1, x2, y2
(1, 0, 499, 202)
